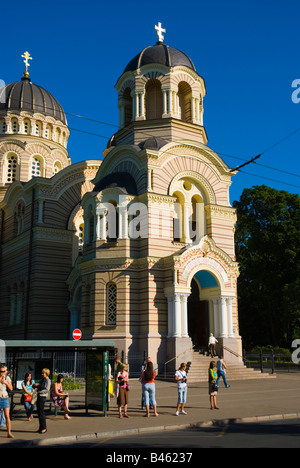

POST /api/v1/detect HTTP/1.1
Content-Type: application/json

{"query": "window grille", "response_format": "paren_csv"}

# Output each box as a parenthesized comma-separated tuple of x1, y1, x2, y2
(106, 283, 117, 325)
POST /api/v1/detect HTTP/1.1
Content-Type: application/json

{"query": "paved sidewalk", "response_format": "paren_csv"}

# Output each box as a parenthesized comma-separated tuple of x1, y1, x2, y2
(1, 373, 299, 447)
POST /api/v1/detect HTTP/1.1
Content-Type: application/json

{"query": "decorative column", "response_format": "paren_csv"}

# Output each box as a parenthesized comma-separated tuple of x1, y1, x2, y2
(184, 202, 191, 243)
(181, 294, 189, 337)
(226, 297, 234, 337)
(167, 296, 173, 337)
(212, 297, 219, 337)
(163, 90, 168, 116)
(173, 294, 181, 337)
(37, 199, 44, 224)
(219, 296, 228, 337)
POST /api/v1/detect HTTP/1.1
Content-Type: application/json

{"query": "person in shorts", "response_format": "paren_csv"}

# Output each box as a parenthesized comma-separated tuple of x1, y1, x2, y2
(174, 363, 188, 416)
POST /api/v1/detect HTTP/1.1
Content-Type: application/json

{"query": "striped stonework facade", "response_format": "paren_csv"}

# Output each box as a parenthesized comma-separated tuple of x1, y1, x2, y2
(0, 35, 242, 371)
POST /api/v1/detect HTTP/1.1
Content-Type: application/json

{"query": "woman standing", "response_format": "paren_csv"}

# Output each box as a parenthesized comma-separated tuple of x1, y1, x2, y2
(21, 372, 36, 421)
(116, 364, 129, 418)
(0, 365, 13, 438)
(142, 361, 158, 417)
(33, 368, 51, 433)
(51, 374, 71, 419)
(208, 361, 219, 410)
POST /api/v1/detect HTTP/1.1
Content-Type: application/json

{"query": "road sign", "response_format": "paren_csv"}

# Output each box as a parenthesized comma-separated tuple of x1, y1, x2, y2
(72, 329, 82, 340)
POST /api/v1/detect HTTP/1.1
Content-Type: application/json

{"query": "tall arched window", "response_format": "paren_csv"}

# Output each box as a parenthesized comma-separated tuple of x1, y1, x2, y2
(35, 121, 42, 136)
(106, 282, 117, 325)
(145, 79, 163, 119)
(0, 119, 6, 134)
(53, 161, 62, 175)
(14, 201, 25, 235)
(123, 87, 133, 126)
(31, 155, 44, 178)
(23, 119, 30, 135)
(11, 118, 18, 133)
(45, 124, 52, 139)
(177, 82, 192, 122)
(6, 153, 19, 183)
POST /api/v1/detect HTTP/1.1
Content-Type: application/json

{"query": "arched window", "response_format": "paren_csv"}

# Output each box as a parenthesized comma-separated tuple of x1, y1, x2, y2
(6, 153, 19, 183)
(123, 87, 133, 126)
(31, 155, 44, 178)
(55, 127, 61, 143)
(53, 161, 62, 175)
(0, 119, 6, 134)
(106, 282, 117, 325)
(14, 201, 25, 235)
(177, 82, 192, 122)
(11, 118, 18, 133)
(190, 194, 205, 242)
(45, 124, 52, 139)
(9, 282, 24, 325)
(35, 121, 42, 136)
(172, 191, 185, 242)
(145, 79, 163, 119)
(23, 119, 30, 135)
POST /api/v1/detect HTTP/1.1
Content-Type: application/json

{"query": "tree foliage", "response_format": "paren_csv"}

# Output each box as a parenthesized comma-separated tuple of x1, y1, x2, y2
(233, 185, 300, 349)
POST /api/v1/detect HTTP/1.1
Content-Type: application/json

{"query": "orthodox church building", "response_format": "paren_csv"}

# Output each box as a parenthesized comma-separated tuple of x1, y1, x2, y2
(0, 25, 241, 371)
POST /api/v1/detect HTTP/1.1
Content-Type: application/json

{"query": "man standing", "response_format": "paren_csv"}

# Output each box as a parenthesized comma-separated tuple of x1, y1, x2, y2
(208, 333, 218, 357)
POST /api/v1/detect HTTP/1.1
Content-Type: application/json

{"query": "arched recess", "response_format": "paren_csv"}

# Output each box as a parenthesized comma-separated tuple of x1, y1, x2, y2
(145, 79, 163, 119)
(69, 283, 81, 338)
(178, 81, 192, 122)
(123, 87, 133, 126)
(187, 271, 219, 349)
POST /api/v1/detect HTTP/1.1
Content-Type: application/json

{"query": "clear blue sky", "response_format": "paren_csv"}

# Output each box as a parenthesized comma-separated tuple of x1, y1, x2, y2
(1, 0, 300, 203)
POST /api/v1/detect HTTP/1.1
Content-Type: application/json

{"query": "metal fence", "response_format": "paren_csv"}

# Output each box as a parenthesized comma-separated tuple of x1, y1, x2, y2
(243, 351, 300, 374)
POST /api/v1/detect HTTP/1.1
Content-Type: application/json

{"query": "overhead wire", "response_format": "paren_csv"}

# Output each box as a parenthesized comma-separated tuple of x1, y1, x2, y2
(2, 95, 300, 189)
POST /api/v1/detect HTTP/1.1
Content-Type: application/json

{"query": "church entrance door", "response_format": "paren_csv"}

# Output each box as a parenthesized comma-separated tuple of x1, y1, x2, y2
(188, 279, 209, 350)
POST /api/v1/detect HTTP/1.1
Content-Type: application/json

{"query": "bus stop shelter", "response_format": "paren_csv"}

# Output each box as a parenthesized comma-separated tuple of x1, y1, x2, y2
(4, 340, 116, 417)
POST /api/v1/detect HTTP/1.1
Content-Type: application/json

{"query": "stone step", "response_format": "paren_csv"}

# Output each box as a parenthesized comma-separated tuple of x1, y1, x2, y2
(158, 352, 276, 382)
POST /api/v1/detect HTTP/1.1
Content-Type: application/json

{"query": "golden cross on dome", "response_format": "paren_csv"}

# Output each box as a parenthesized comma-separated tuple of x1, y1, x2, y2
(155, 22, 166, 42)
(21, 51, 33, 77)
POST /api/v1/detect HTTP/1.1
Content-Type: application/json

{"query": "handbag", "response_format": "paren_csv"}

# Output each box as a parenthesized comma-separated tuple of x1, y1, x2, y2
(108, 380, 114, 395)
(212, 382, 218, 392)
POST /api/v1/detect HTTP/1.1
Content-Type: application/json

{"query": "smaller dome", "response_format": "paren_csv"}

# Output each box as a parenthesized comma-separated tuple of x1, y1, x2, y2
(0, 76, 67, 124)
(124, 42, 196, 73)
(139, 136, 167, 150)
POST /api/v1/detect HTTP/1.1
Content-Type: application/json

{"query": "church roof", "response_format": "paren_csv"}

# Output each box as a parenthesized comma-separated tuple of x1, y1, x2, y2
(94, 172, 138, 195)
(123, 42, 196, 73)
(0, 76, 67, 124)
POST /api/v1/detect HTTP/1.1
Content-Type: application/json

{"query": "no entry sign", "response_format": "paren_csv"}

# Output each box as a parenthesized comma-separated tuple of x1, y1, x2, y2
(72, 329, 82, 340)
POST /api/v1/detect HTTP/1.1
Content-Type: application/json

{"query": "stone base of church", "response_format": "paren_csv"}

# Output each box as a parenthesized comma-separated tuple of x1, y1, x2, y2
(166, 336, 194, 373)
(216, 336, 243, 364)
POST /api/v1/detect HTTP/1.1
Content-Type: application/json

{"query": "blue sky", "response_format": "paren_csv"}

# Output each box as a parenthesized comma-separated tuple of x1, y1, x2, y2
(1, 0, 300, 203)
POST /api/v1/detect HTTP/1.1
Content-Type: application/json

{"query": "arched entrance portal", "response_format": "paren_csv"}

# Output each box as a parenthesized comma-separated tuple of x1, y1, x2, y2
(188, 271, 218, 350)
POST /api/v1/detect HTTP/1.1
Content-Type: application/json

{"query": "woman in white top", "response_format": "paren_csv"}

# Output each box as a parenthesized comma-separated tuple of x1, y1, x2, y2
(0, 365, 14, 438)
(174, 363, 188, 416)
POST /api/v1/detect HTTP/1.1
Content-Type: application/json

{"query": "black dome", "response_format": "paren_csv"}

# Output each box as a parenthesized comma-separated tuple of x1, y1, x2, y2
(124, 43, 196, 73)
(0, 77, 66, 124)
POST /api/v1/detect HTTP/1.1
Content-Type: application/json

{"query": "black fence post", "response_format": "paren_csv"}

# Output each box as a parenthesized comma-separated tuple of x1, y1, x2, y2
(271, 350, 275, 374)
(260, 349, 263, 373)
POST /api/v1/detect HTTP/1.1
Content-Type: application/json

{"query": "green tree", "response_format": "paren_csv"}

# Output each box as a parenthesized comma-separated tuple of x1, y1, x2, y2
(233, 185, 300, 348)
